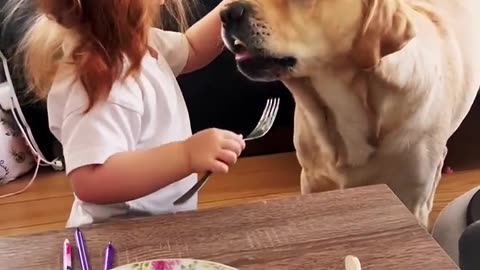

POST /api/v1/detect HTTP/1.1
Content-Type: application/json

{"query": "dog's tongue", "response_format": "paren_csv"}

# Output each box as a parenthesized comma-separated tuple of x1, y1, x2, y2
(235, 52, 253, 62)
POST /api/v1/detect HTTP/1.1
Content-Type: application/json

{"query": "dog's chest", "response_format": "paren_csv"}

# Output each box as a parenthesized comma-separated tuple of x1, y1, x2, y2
(287, 75, 376, 171)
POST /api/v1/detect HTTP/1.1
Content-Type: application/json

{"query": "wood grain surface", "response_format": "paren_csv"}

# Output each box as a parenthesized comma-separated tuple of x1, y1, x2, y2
(0, 185, 457, 270)
(2, 152, 480, 237)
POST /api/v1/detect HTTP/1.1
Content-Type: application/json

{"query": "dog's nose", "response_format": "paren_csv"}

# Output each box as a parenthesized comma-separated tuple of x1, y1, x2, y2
(220, 2, 247, 25)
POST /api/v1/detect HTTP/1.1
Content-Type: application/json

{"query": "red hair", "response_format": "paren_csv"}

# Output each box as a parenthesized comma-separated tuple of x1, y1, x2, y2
(17, 0, 190, 112)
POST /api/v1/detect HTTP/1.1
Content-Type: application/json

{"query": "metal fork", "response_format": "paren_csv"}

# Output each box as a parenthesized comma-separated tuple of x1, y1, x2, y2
(173, 98, 281, 205)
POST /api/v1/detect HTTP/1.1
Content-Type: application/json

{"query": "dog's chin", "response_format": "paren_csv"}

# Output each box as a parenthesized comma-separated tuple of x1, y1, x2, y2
(235, 54, 297, 82)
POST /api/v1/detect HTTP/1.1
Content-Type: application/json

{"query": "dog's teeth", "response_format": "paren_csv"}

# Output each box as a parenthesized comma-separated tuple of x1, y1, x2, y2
(234, 39, 245, 47)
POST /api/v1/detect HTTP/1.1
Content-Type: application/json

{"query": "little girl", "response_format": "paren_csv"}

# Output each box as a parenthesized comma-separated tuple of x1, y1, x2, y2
(17, 0, 245, 227)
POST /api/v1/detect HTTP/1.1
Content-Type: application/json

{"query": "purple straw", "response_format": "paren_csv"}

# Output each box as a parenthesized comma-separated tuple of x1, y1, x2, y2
(75, 228, 90, 270)
(104, 242, 114, 270)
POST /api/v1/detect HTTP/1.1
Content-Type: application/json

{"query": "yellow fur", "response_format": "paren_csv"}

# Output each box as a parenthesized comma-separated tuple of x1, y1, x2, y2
(224, 0, 480, 227)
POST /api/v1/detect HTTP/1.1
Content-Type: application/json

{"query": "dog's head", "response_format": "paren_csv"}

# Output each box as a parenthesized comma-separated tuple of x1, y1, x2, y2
(221, 0, 415, 82)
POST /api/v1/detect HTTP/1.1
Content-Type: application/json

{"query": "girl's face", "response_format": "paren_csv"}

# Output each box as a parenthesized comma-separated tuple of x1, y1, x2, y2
(158, 0, 165, 5)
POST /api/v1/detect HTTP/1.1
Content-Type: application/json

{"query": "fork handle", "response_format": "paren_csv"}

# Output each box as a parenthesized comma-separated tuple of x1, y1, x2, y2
(173, 171, 212, 205)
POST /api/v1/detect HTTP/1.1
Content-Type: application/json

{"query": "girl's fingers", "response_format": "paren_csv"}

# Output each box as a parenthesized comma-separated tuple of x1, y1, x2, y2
(222, 131, 245, 149)
(217, 149, 238, 166)
(222, 138, 243, 156)
(210, 160, 229, 174)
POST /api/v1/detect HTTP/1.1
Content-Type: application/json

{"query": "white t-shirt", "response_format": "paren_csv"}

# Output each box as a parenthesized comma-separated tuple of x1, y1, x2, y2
(47, 28, 198, 228)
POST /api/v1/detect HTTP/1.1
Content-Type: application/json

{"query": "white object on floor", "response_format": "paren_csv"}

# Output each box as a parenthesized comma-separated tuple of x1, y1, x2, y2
(0, 50, 63, 170)
(0, 107, 35, 184)
(0, 50, 60, 198)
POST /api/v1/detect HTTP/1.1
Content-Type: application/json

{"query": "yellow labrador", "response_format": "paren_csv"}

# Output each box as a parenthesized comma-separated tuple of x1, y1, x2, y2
(220, 0, 480, 227)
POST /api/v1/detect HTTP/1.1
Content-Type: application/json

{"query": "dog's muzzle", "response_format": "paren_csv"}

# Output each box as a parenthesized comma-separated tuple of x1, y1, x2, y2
(220, 1, 297, 82)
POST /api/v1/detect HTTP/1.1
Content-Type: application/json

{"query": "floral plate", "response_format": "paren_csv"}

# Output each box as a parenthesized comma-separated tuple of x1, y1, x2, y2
(112, 259, 238, 270)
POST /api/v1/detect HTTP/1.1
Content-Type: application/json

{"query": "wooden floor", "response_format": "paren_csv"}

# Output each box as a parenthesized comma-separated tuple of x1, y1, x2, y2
(0, 152, 479, 237)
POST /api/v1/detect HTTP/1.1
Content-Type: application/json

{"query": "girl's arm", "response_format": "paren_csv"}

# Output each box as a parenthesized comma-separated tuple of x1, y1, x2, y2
(70, 129, 244, 205)
(181, 0, 230, 74)
(70, 142, 190, 204)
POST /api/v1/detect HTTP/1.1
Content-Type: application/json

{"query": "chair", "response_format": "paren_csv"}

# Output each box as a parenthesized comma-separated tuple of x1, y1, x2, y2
(432, 187, 480, 269)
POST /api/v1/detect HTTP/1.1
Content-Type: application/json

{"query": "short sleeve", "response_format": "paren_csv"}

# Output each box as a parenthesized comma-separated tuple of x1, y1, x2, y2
(149, 28, 189, 76)
(53, 80, 143, 175)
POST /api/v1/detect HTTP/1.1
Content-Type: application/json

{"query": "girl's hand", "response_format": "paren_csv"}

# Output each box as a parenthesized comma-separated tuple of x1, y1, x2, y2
(183, 128, 246, 174)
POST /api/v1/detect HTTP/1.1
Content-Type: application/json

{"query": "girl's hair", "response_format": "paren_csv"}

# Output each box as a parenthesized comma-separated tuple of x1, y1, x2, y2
(8, 0, 191, 112)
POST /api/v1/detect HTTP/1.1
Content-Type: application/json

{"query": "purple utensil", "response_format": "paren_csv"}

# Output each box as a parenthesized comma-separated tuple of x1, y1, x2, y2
(75, 228, 90, 270)
(104, 242, 114, 270)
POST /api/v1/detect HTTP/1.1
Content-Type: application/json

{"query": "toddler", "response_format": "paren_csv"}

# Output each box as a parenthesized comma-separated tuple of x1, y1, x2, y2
(18, 0, 245, 227)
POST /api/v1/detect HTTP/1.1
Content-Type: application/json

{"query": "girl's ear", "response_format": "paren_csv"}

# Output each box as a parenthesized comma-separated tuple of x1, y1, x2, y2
(351, 0, 415, 69)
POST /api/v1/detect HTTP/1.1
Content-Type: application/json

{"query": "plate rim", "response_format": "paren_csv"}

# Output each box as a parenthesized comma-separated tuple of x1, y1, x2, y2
(112, 258, 238, 270)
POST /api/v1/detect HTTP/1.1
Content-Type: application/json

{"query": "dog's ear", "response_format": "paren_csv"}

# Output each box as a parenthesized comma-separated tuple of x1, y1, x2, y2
(352, 0, 415, 69)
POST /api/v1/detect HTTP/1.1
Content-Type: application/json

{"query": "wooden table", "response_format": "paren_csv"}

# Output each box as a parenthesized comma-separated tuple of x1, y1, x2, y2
(0, 185, 458, 269)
